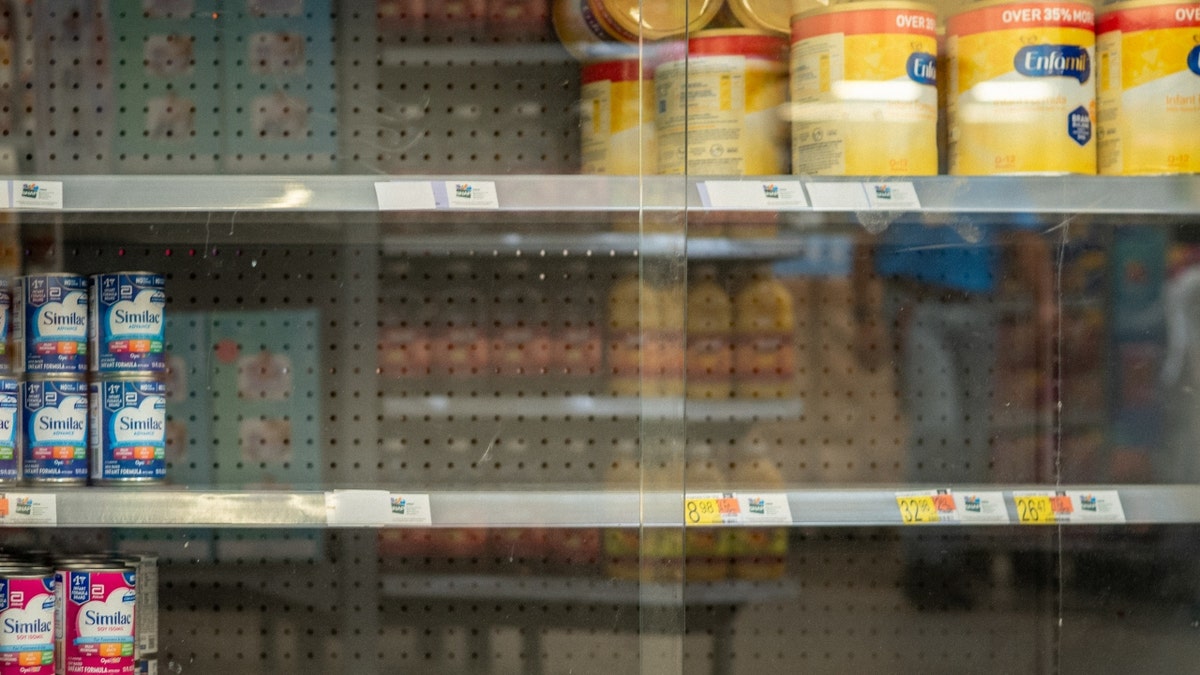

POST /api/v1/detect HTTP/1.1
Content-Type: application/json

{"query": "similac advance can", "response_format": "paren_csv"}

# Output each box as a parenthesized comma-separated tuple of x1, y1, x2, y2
(21, 377, 88, 485)
(89, 273, 166, 374)
(552, 0, 724, 60)
(89, 377, 166, 485)
(1098, 0, 1200, 174)
(947, 0, 1098, 174)
(56, 565, 135, 675)
(655, 30, 790, 175)
(0, 568, 55, 674)
(790, 2, 939, 175)
(580, 58, 657, 175)
(14, 275, 87, 374)
(0, 377, 19, 484)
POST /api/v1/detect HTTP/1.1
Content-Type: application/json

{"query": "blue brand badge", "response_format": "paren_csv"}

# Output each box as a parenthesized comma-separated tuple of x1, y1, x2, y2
(70, 574, 89, 604)
(1080, 494, 1097, 512)
(0, 579, 7, 611)
(874, 184, 892, 200)
(906, 52, 937, 85)
(1068, 106, 1092, 146)
(20, 184, 38, 199)
(1015, 45, 1090, 84)
(749, 497, 766, 515)
(964, 495, 982, 512)
(455, 184, 472, 199)
(1189, 46, 1200, 76)
(762, 184, 779, 199)
(391, 497, 406, 514)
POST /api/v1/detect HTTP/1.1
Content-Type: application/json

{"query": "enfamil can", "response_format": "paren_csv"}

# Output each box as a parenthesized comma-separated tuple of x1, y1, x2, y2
(1098, 0, 1200, 174)
(947, 0, 1098, 174)
(790, 1, 939, 176)
(580, 58, 656, 175)
(655, 29, 790, 175)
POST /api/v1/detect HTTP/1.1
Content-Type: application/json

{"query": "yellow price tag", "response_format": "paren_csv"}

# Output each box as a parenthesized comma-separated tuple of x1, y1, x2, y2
(685, 497, 739, 526)
(1014, 495, 1056, 524)
(896, 495, 940, 524)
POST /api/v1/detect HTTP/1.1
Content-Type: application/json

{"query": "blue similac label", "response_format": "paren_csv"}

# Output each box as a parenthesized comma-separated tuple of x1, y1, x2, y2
(1189, 45, 1200, 76)
(20, 275, 88, 373)
(1068, 105, 1092, 147)
(91, 273, 167, 372)
(91, 379, 166, 482)
(22, 379, 88, 481)
(0, 385, 17, 482)
(906, 52, 937, 85)
(1014, 44, 1090, 84)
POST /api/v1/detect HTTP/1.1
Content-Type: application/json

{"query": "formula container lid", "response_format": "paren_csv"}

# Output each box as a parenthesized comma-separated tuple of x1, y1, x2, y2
(726, 0, 795, 34)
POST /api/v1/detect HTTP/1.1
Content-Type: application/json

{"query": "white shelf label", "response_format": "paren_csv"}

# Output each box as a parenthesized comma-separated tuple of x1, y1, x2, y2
(437, 180, 500, 209)
(895, 489, 1011, 525)
(685, 492, 792, 526)
(805, 182, 869, 210)
(698, 180, 809, 210)
(1011, 490, 1126, 524)
(325, 490, 432, 526)
(0, 493, 57, 525)
(11, 180, 64, 210)
(954, 491, 1011, 524)
(864, 181, 921, 210)
(375, 181, 438, 210)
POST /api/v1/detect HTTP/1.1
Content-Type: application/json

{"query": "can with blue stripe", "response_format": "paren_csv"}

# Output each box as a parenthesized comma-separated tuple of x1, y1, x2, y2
(14, 274, 88, 374)
(89, 376, 166, 485)
(89, 272, 166, 373)
(21, 376, 88, 484)
(0, 376, 19, 483)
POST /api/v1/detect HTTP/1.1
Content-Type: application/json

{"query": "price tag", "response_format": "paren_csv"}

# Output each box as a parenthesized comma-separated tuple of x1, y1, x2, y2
(1012, 492, 1070, 524)
(375, 181, 438, 210)
(896, 489, 959, 524)
(1059, 490, 1126, 524)
(863, 181, 921, 210)
(0, 493, 57, 525)
(738, 493, 793, 525)
(698, 180, 809, 210)
(805, 182, 869, 210)
(326, 491, 434, 526)
(386, 493, 433, 526)
(685, 493, 740, 526)
(436, 180, 500, 209)
(955, 491, 1011, 524)
(11, 180, 64, 210)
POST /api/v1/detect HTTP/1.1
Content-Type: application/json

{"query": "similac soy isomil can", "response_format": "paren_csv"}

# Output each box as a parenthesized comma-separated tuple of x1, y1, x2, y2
(654, 29, 790, 176)
(21, 376, 88, 485)
(89, 376, 166, 485)
(1097, 0, 1200, 174)
(14, 275, 87, 375)
(580, 57, 657, 175)
(55, 564, 135, 675)
(0, 568, 55, 674)
(789, 1, 939, 176)
(88, 272, 166, 374)
(947, 0, 1098, 175)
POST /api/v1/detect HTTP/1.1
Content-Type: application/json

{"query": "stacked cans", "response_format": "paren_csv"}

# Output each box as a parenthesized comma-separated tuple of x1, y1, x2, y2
(0, 549, 154, 675)
(7, 272, 166, 485)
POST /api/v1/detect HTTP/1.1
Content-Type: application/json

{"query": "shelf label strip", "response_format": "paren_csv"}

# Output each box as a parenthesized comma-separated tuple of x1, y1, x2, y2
(325, 490, 432, 526)
(1012, 490, 1125, 525)
(806, 181, 921, 211)
(685, 492, 793, 526)
(375, 181, 500, 210)
(896, 489, 1009, 525)
(0, 492, 57, 526)
(698, 180, 809, 210)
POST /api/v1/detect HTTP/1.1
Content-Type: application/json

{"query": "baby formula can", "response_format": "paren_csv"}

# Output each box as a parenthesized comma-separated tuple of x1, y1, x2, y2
(581, 57, 657, 175)
(552, 0, 724, 60)
(0, 376, 18, 484)
(723, 0, 794, 34)
(790, 1, 939, 175)
(55, 565, 135, 675)
(89, 273, 166, 374)
(88, 377, 166, 485)
(14, 275, 87, 374)
(21, 376, 88, 485)
(0, 279, 11, 375)
(0, 567, 55, 674)
(1098, 0, 1200, 174)
(655, 29, 790, 175)
(947, 0, 1098, 174)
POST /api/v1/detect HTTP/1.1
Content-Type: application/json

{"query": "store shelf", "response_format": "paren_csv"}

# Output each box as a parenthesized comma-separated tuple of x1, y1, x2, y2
(382, 395, 804, 420)
(16, 175, 1200, 215)
(19, 484, 1200, 528)
(381, 232, 809, 259)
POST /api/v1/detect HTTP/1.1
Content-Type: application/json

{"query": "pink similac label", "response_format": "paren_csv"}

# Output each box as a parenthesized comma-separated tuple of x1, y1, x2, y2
(0, 575, 56, 674)
(59, 570, 134, 675)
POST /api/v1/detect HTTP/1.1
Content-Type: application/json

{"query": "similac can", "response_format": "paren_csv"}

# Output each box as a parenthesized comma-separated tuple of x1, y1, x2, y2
(13, 275, 87, 374)
(552, 0, 724, 60)
(0, 377, 19, 483)
(654, 29, 790, 175)
(55, 565, 135, 675)
(89, 377, 166, 485)
(947, 0, 1098, 175)
(0, 568, 55, 674)
(1097, 0, 1200, 174)
(790, 2, 939, 175)
(580, 58, 657, 175)
(21, 377, 88, 485)
(88, 273, 166, 374)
